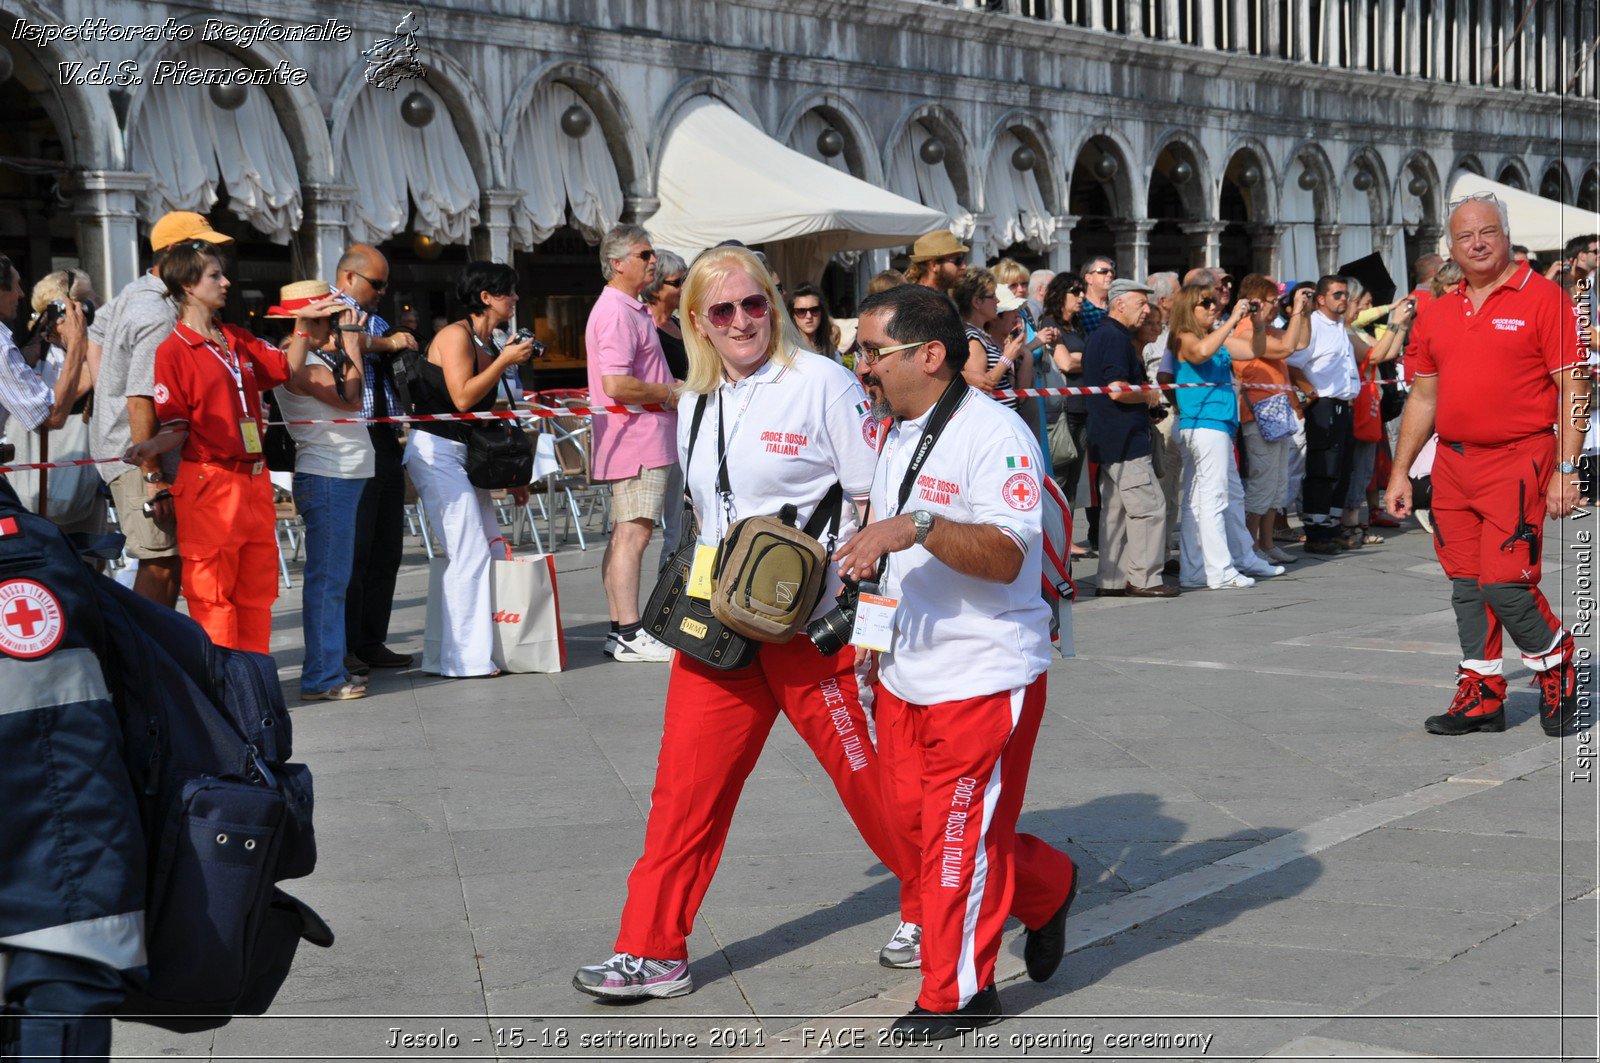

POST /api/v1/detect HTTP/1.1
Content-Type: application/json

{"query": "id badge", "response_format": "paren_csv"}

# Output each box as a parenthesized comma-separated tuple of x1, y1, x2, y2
(687, 543, 719, 600)
(240, 420, 263, 454)
(849, 592, 899, 652)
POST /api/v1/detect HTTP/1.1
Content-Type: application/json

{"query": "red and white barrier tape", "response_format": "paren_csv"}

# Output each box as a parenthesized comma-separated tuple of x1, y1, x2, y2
(0, 380, 1410, 474)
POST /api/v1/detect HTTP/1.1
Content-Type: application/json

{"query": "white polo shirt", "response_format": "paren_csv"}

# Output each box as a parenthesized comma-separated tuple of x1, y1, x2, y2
(679, 349, 879, 620)
(871, 388, 1052, 705)
(1287, 313, 1361, 401)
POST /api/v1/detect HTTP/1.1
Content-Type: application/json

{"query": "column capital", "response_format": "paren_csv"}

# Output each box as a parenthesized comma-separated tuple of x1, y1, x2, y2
(1179, 220, 1228, 237)
(480, 188, 524, 211)
(1110, 219, 1155, 239)
(624, 195, 660, 223)
(1051, 213, 1080, 233)
(64, 169, 150, 196)
(1247, 222, 1290, 238)
(303, 182, 357, 204)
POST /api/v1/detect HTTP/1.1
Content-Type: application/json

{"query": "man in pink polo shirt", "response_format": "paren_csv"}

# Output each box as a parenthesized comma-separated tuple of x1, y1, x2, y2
(586, 224, 681, 663)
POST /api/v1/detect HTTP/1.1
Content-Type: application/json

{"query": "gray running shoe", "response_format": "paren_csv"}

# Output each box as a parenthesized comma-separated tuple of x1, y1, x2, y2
(879, 921, 922, 969)
(573, 952, 693, 999)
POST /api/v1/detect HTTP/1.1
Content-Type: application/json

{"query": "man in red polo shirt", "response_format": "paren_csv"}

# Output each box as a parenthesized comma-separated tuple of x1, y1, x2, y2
(1386, 194, 1589, 737)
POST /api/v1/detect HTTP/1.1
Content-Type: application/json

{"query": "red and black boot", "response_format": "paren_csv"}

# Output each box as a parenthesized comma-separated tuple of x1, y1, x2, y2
(1532, 639, 1579, 737)
(1424, 669, 1508, 736)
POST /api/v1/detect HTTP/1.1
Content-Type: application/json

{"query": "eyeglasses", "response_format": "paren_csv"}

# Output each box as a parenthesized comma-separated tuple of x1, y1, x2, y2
(1087, 267, 1114, 276)
(1198, 297, 1218, 309)
(1326, 291, 1350, 300)
(1065, 286, 1086, 297)
(936, 255, 965, 267)
(791, 305, 822, 317)
(858, 339, 925, 367)
(704, 294, 770, 329)
(352, 270, 388, 292)
(634, 249, 657, 262)
(662, 276, 685, 287)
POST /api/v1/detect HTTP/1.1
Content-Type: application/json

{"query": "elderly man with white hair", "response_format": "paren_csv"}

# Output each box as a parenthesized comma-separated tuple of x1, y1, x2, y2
(1387, 192, 1588, 739)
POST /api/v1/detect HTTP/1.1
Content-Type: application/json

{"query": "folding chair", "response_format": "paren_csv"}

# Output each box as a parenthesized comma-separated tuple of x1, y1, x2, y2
(272, 487, 303, 589)
(532, 402, 602, 550)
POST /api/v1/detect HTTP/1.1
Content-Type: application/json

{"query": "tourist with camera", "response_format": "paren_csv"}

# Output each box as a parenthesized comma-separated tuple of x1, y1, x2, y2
(573, 245, 916, 1001)
(404, 261, 537, 678)
(0, 256, 89, 472)
(832, 283, 1076, 1040)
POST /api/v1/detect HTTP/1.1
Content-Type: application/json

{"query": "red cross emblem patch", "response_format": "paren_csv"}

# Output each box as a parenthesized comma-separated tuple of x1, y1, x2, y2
(1003, 473, 1040, 511)
(0, 579, 64, 659)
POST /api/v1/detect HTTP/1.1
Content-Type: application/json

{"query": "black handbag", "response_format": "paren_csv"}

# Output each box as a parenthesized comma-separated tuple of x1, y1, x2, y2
(465, 367, 534, 490)
(643, 395, 757, 670)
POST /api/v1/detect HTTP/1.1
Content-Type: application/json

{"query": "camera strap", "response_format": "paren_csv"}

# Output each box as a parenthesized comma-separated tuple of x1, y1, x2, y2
(892, 375, 970, 518)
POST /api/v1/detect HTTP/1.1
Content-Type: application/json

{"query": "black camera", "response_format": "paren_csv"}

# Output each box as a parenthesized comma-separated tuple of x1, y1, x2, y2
(42, 298, 95, 330)
(1243, 300, 1261, 314)
(807, 577, 876, 656)
(510, 327, 545, 356)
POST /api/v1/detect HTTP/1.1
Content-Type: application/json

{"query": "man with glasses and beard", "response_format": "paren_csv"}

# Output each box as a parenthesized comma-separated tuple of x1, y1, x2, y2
(906, 230, 969, 295)
(1388, 193, 1588, 738)
(586, 224, 680, 663)
(332, 244, 417, 674)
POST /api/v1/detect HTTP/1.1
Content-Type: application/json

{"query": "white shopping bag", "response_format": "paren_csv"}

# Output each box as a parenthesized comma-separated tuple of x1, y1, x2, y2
(533, 431, 561, 480)
(423, 544, 566, 674)
(490, 542, 565, 673)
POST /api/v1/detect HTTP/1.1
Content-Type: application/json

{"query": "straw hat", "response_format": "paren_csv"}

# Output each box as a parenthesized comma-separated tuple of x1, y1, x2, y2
(265, 280, 333, 318)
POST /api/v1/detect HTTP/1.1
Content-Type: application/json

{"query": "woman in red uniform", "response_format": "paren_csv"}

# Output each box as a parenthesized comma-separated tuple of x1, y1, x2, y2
(125, 242, 339, 652)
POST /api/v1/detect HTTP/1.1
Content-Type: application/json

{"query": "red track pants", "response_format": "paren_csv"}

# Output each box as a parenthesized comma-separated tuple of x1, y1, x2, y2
(171, 461, 278, 653)
(616, 637, 915, 960)
(875, 674, 1075, 1012)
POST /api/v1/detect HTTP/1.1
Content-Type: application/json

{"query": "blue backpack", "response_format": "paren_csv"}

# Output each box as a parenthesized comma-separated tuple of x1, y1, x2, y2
(92, 571, 332, 1031)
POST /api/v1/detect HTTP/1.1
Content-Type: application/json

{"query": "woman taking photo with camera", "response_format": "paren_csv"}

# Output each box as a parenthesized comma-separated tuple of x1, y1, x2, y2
(573, 245, 914, 1000)
(405, 261, 536, 678)
(125, 243, 332, 652)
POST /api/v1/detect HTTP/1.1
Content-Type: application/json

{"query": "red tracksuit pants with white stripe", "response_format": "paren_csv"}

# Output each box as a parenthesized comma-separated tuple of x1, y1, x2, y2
(615, 637, 916, 960)
(875, 674, 1074, 1012)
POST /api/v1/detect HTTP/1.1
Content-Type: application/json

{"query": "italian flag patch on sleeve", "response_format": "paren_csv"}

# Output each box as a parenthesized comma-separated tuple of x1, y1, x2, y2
(1005, 455, 1032, 470)
(854, 400, 872, 417)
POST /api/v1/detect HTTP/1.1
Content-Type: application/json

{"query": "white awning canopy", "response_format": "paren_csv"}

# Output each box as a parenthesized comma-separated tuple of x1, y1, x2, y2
(648, 98, 946, 281)
(1447, 173, 1599, 253)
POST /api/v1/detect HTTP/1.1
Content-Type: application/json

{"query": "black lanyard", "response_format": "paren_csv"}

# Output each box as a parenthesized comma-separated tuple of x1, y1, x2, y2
(890, 375, 970, 518)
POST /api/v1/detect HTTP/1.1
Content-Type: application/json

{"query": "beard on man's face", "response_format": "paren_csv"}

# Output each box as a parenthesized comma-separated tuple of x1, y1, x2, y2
(860, 373, 894, 421)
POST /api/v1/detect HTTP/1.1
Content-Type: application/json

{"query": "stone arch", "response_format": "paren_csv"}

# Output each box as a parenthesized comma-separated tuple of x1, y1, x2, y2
(1216, 136, 1280, 222)
(1146, 128, 1214, 221)
(502, 61, 649, 200)
(981, 109, 1063, 214)
(0, 1, 123, 170)
(1579, 166, 1599, 213)
(124, 25, 335, 184)
(1397, 149, 1445, 228)
(650, 75, 763, 178)
(1280, 139, 1344, 222)
(776, 90, 883, 185)
(1451, 152, 1485, 180)
(1539, 159, 1574, 203)
(883, 103, 979, 209)
(328, 51, 502, 188)
(1344, 148, 1390, 222)
(1495, 157, 1532, 191)
(1065, 123, 1141, 220)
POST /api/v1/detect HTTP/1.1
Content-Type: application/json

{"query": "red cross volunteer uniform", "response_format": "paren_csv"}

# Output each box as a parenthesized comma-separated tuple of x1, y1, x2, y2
(1407, 261, 1585, 730)
(870, 387, 1076, 1014)
(612, 349, 916, 963)
(154, 321, 290, 653)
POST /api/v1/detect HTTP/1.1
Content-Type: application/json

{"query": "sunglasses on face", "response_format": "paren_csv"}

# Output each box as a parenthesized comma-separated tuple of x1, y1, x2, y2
(791, 305, 822, 317)
(704, 293, 770, 329)
(352, 270, 388, 292)
(662, 276, 685, 287)
(1327, 291, 1350, 300)
(858, 339, 925, 366)
(1198, 298, 1218, 309)
(1065, 286, 1085, 297)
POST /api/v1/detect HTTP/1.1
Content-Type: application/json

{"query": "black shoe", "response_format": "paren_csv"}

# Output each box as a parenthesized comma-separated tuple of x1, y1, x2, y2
(357, 645, 415, 669)
(1024, 864, 1080, 982)
(1162, 558, 1180, 576)
(889, 986, 1000, 1042)
(1424, 670, 1507, 735)
(1094, 585, 1127, 598)
(1303, 539, 1342, 556)
(343, 653, 371, 677)
(1534, 649, 1578, 737)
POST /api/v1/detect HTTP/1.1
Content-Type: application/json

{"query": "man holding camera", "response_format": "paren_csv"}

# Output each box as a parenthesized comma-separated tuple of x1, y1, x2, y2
(837, 284, 1076, 1040)
(0, 256, 89, 450)
(89, 213, 227, 607)
(334, 244, 416, 673)
(1387, 194, 1588, 738)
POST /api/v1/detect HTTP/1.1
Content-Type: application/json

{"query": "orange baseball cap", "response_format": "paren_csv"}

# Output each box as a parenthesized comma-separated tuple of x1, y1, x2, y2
(150, 211, 233, 252)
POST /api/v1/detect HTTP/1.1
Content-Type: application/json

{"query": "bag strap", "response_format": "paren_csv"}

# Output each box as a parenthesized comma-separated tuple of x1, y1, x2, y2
(681, 394, 709, 512)
(800, 482, 845, 547)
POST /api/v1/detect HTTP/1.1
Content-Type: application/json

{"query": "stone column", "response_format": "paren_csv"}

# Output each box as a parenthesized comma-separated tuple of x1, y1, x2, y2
(1430, 0, 1448, 78)
(1126, 0, 1144, 39)
(68, 171, 148, 300)
(1454, 0, 1471, 82)
(1196, 0, 1216, 48)
(472, 189, 522, 264)
(1404, 1, 1421, 75)
(1373, 224, 1401, 284)
(1110, 220, 1154, 282)
(1377, 0, 1397, 72)
(1322, 0, 1340, 65)
(299, 183, 354, 282)
(624, 195, 661, 226)
(1160, 0, 1180, 40)
(1248, 223, 1288, 278)
(1180, 220, 1227, 269)
(1291, 0, 1312, 61)
(1230, 0, 1249, 50)
(1314, 223, 1343, 275)
(1049, 214, 1078, 273)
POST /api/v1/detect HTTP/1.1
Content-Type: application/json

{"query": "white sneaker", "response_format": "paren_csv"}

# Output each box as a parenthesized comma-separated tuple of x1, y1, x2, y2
(1212, 573, 1256, 590)
(573, 952, 693, 999)
(878, 921, 921, 969)
(612, 630, 673, 663)
(603, 633, 618, 658)
(1415, 508, 1433, 535)
(1266, 546, 1296, 564)
(1239, 560, 1285, 577)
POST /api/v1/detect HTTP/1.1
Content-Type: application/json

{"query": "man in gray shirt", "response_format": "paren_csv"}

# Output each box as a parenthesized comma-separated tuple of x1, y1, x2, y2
(89, 211, 232, 606)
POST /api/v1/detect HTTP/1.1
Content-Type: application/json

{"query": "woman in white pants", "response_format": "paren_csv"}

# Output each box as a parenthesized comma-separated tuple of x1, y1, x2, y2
(405, 261, 537, 676)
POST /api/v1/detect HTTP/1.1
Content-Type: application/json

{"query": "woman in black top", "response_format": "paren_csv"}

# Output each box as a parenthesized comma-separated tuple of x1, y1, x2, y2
(403, 261, 537, 677)
(1040, 272, 1093, 554)
(643, 249, 689, 380)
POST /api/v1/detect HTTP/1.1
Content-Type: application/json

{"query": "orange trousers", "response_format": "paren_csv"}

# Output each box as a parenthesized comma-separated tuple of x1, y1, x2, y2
(171, 461, 279, 653)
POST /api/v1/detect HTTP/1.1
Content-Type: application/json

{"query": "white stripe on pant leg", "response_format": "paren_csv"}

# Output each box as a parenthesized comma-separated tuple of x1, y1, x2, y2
(955, 687, 1025, 1008)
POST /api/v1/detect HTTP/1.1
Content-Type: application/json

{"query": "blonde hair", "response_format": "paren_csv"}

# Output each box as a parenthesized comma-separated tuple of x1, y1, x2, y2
(991, 258, 1028, 288)
(681, 246, 800, 394)
(29, 269, 95, 326)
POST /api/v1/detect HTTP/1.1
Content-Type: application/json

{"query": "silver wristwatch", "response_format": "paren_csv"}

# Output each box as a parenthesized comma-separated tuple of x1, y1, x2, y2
(1557, 461, 1580, 475)
(911, 510, 935, 545)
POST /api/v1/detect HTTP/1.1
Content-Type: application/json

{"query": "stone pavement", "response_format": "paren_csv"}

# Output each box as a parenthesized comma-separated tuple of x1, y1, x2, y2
(112, 510, 1599, 1062)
